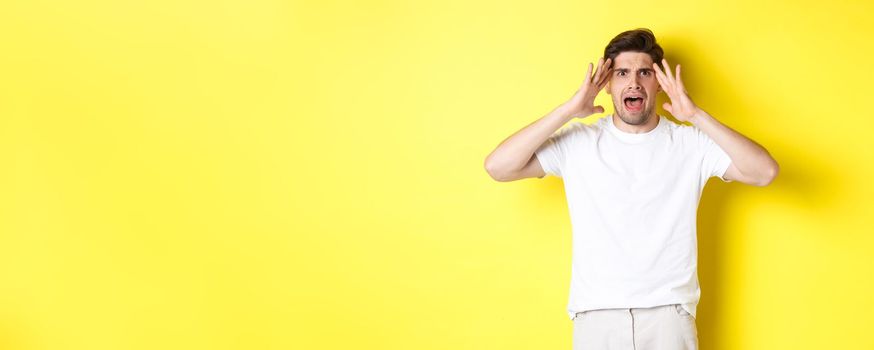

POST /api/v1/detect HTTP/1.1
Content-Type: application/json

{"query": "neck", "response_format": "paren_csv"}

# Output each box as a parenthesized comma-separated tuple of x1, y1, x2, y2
(612, 112, 659, 133)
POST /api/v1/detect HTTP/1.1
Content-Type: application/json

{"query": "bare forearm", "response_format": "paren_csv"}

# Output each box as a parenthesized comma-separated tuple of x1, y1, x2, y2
(485, 103, 574, 174)
(690, 109, 779, 182)
(485, 57, 612, 179)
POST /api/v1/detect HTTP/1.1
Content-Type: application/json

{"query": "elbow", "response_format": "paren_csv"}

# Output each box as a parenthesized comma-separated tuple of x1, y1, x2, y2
(755, 161, 780, 187)
(484, 157, 505, 182)
(484, 156, 515, 182)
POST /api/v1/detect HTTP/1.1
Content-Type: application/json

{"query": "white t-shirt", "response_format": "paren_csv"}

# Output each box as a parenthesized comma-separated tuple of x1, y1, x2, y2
(534, 114, 732, 320)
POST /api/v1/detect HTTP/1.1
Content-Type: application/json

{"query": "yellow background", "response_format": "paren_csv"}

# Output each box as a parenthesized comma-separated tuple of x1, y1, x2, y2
(1, 0, 872, 349)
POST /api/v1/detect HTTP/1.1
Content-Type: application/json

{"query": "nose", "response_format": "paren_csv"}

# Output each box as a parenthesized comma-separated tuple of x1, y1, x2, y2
(628, 75, 642, 91)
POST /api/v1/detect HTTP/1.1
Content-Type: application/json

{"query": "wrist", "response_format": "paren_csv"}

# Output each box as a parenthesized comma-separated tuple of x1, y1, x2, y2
(555, 103, 578, 121)
(689, 108, 712, 126)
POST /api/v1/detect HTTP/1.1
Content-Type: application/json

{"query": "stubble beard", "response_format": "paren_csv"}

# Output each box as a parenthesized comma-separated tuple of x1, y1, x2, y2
(614, 100, 655, 126)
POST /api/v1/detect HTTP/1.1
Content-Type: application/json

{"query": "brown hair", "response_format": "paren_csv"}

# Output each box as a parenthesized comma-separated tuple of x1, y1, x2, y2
(603, 28, 664, 65)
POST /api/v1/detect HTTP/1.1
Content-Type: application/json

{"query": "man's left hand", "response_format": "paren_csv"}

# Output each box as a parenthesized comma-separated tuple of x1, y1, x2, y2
(652, 58, 701, 123)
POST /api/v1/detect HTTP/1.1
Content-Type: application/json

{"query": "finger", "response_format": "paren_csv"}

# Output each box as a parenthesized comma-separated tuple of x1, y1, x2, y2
(662, 58, 674, 84)
(676, 64, 686, 92)
(652, 63, 664, 82)
(658, 60, 677, 94)
(595, 60, 611, 89)
(663, 102, 673, 114)
(595, 57, 610, 78)
(602, 58, 613, 85)
(592, 58, 604, 85)
(652, 63, 669, 90)
(594, 66, 610, 88)
(652, 62, 667, 82)
(584, 62, 593, 83)
(655, 75, 667, 94)
(594, 57, 604, 78)
(596, 73, 610, 91)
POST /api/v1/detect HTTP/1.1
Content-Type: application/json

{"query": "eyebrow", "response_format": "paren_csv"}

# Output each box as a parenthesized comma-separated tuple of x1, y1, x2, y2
(614, 68, 654, 73)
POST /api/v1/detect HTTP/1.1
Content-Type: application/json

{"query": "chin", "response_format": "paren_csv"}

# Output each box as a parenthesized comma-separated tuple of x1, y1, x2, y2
(614, 101, 655, 125)
(616, 110, 650, 125)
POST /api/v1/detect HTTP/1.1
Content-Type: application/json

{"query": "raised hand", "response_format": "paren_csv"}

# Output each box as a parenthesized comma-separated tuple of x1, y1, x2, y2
(563, 57, 612, 119)
(652, 58, 701, 122)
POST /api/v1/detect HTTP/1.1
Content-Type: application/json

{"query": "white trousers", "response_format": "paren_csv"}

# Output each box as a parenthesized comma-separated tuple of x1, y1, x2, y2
(572, 304, 698, 350)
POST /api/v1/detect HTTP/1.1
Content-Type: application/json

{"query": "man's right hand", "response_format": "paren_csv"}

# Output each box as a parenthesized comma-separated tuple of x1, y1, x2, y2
(484, 57, 612, 182)
(562, 57, 612, 119)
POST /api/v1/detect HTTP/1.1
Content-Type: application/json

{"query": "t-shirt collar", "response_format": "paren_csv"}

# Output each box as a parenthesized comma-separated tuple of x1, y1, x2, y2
(604, 114, 666, 144)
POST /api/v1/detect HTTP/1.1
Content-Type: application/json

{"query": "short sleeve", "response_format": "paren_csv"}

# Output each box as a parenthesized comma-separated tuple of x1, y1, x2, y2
(697, 127, 733, 182)
(534, 122, 582, 178)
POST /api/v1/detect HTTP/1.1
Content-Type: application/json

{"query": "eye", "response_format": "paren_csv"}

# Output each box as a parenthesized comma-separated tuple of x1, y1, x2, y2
(640, 70, 650, 76)
(617, 71, 626, 76)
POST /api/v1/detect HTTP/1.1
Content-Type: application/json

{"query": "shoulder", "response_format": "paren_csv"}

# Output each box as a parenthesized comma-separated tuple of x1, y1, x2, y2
(554, 119, 598, 140)
(664, 117, 701, 140)
(575, 117, 610, 136)
(664, 117, 720, 153)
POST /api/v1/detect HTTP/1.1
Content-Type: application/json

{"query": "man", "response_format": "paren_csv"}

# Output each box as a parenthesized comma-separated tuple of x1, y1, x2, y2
(483, 28, 779, 350)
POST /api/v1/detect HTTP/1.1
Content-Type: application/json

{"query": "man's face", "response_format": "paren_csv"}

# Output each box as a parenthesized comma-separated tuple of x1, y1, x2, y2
(606, 51, 661, 126)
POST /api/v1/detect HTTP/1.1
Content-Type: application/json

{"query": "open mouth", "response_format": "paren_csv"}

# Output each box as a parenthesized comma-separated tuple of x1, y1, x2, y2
(623, 96, 644, 112)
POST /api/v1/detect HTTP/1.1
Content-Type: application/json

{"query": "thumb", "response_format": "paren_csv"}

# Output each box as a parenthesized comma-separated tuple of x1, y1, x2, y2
(662, 102, 673, 114)
(593, 105, 604, 114)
